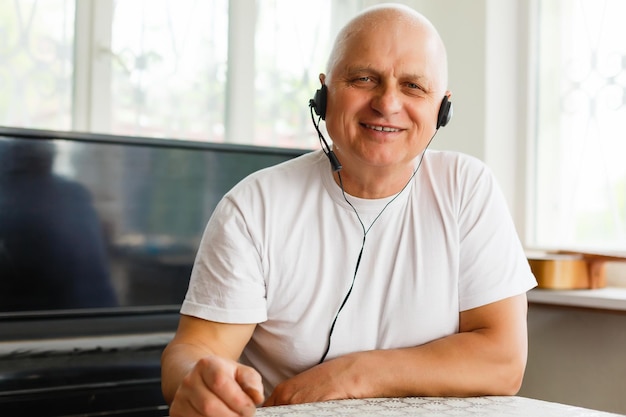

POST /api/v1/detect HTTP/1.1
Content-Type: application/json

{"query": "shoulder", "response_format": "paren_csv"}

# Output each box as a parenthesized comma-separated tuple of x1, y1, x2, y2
(214, 150, 328, 218)
(424, 150, 489, 173)
(422, 150, 494, 189)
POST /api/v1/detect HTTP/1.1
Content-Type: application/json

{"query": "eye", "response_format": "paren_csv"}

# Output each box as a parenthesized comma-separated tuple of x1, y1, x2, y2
(347, 75, 376, 89)
(403, 81, 427, 96)
(405, 81, 426, 91)
(351, 76, 372, 85)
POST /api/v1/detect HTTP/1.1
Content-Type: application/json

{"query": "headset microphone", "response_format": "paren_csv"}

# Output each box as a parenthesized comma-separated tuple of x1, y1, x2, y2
(309, 85, 342, 172)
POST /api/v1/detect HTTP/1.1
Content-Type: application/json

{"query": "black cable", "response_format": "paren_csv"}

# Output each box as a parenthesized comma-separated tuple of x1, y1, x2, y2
(310, 107, 342, 171)
(317, 128, 439, 364)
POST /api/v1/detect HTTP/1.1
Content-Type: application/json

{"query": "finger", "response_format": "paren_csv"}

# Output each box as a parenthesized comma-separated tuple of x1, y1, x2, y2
(187, 390, 247, 417)
(236, 366, 265, 405)
(169, 393, 230, 417)
(199, 362, 258, 416)
(263, 381, 291, 407)
(262, 393, 276, 407)
(171, 369, 244, 417)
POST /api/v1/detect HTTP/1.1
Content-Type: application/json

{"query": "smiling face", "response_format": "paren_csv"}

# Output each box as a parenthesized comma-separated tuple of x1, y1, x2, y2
(323, 6, 448, 175)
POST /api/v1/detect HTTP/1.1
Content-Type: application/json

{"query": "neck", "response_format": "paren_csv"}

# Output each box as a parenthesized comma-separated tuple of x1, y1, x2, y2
(332, 162, 417, 199)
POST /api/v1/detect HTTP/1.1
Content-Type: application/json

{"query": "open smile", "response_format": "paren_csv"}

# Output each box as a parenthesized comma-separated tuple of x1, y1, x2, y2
(362, 123, 402, 133)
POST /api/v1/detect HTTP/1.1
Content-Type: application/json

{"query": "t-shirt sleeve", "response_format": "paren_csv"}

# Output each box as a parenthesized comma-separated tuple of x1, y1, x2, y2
(456, 157, 537, 311)
(180, 192, 268, 324)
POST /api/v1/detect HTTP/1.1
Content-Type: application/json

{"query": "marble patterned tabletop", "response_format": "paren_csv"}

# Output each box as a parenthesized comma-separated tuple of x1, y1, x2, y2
(255, 396, 624, 417)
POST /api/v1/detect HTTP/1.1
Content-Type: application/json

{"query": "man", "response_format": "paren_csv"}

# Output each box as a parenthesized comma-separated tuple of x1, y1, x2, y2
(161, 4, 537, 417)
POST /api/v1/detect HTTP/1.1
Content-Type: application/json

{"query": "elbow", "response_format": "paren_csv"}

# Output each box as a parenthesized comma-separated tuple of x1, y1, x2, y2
(473, 366, 525, 397)
(160, 359, 175, 405)
(490, 355, 528, 396)
(160, 344, 182, 406)
(508, 360, 527, 395)
(468, 342, 528, 396)
(498, 370, 525, 396)
(486, 326, 530, 396)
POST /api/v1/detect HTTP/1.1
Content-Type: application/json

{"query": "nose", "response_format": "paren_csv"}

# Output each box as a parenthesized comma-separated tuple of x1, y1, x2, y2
(370, 83, 402, 116)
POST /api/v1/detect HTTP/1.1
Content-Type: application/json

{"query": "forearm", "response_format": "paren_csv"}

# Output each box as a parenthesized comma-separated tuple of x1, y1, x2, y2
(161, 317, 258, 408)
(266, 295, 529, 406)
(338, 328, 527, 399)
(161, 342, 217, 404)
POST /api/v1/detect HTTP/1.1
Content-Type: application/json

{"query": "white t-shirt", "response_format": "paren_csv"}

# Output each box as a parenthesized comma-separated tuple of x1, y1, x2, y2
(181, 149, 537, 396)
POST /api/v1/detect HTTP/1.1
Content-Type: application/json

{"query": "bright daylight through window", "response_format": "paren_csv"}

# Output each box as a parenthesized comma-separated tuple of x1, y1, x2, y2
(0, 0, 333, 149)
(533, 0, 626, 253)
(1, 1, 625, 253)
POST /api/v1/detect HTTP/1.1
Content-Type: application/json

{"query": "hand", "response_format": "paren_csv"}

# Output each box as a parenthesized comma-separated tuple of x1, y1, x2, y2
(168, 355, 264, 417)
(264, 357, 355, 406)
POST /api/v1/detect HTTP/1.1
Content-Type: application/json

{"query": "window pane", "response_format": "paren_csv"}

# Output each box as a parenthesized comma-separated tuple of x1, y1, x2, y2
(1, 1, 345, 149)
(254, 0, 332, 149)
(110, 0, 228, 142)
(534, 0, 626, 251)
(0, 0, 74, 130)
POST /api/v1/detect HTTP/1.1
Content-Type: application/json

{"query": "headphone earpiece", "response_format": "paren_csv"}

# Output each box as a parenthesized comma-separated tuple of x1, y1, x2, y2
(310, 85, 328, 120)
(311, 86, 451, 129)
(436, 95, 453, 129)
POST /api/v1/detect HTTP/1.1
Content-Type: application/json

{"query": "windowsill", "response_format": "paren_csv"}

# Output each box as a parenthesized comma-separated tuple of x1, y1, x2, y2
(528, 287, 626, 311)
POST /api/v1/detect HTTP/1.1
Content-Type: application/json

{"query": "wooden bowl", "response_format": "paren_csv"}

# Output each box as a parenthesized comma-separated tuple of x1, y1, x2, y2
(527, 253, 603, 289)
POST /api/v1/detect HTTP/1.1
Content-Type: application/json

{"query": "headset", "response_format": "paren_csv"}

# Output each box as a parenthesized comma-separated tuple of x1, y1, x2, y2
(309, 84, 453, 170)
(308, 85, 341, 171)
(308, 84, 453, 363)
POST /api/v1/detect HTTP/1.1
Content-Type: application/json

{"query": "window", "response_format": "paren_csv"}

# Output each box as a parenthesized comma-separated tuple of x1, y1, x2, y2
(1, 0, 343, 149)
(107, 0, 230, 142)
(533, 0, 626, 252)
(0, 0, 75, 130)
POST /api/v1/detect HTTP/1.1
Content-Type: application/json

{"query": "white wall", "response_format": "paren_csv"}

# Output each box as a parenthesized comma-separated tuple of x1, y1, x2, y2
(400, 2, 626, 414)
(408, 0, 531, 240)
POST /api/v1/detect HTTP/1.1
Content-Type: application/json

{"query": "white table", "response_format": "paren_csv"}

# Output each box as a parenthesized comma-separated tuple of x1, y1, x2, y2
(255, 396, 624, 416)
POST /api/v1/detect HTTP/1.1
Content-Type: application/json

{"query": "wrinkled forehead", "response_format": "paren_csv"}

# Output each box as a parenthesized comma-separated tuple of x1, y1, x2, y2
(326, 7, 448, 90)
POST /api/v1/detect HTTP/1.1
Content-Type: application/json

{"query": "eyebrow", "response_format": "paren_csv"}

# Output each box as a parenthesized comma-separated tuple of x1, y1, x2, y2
(343, 66, 434, 89)
(344, 66, 429, 81)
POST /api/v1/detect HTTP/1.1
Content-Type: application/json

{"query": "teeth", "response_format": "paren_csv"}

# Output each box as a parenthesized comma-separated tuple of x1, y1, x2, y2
(364, 124, 400, 132)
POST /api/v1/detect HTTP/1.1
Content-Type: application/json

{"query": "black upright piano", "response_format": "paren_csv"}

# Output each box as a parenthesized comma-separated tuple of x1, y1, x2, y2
(0, 127, 305, 416)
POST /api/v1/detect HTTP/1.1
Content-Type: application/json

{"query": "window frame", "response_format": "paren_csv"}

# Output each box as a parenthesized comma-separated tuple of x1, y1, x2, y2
(69, 0, 359, 147)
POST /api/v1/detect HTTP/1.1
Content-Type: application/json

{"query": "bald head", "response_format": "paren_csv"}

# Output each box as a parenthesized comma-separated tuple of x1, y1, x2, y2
(326, 4, 448, 93)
